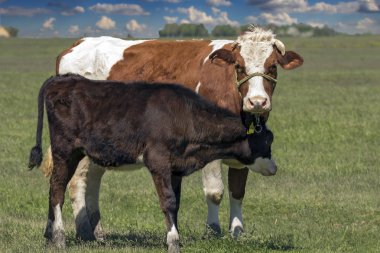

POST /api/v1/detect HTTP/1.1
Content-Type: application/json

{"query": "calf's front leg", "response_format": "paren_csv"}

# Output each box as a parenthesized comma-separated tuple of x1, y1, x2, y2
(228, 167, 249, 237)
(152, 173, 180, 253)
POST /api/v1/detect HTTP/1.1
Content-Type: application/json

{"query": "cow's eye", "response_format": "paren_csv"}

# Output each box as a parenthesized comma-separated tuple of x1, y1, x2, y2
(269, 65, 277, 72)
(235, 64, 244, 73)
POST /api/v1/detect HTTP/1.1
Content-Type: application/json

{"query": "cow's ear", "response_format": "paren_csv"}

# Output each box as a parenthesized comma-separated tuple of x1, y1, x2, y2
(209, 49, 236, 65)
(277, 50, 303, 70)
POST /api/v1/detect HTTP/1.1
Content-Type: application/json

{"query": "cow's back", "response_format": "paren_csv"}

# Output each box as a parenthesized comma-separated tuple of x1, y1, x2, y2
(57, 38, 220, 90)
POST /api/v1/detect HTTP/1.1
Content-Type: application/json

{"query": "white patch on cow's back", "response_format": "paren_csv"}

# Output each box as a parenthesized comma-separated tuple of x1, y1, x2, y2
(204, 40, 233, 64)
(195, 82, 201, 93)
(59, 37, 150, 80)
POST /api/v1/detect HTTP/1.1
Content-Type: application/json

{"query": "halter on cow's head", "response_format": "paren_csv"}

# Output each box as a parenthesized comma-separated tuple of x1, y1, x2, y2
(210, 26, 303, 120)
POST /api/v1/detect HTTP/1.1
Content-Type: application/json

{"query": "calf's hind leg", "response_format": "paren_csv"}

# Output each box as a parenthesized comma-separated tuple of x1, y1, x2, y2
(45, 151, 83, 248)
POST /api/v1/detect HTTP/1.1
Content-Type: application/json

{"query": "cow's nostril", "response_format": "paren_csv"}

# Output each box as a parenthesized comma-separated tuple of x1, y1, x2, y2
(249, 97, 267, 108)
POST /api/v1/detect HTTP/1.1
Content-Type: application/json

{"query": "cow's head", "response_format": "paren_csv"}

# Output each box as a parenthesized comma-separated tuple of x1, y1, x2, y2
(210, 27, 303, 119)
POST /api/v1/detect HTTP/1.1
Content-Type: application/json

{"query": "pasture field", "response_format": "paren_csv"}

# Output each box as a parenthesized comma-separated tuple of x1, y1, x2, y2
(0, 35, 380, 252)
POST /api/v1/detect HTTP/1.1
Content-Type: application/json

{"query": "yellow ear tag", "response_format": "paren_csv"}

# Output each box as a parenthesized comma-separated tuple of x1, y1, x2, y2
(247, 123, 255, 135)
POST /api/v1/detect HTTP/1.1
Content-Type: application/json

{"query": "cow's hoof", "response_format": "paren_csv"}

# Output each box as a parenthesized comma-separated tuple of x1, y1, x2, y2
(94, 222, 105, 242)
(202, 223, 222, 239)
(52, 229, 66, 249)
(168, 241, 180, 253)
(230, 225, 244, 238)
(44, 220, 53, 240)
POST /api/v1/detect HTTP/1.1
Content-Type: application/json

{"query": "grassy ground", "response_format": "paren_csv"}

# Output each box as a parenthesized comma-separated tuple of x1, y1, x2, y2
(0, 36, 379, 252)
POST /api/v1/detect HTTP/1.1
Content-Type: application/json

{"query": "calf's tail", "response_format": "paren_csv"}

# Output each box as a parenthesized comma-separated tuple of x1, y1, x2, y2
(28, 76, 54, 169)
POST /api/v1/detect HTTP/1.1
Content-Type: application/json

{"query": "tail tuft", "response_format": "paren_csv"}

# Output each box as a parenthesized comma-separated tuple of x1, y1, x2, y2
(28, 146, 43, 170)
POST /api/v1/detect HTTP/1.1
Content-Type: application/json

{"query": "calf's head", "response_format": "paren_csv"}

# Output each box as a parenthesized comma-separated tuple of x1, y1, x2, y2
(210, 27, 303, 120)
(231, 124, 276, 176)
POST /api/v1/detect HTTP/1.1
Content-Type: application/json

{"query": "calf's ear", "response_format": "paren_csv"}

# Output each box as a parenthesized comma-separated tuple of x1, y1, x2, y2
(277, 50, 304, 70)
(209, 49, 236, 65)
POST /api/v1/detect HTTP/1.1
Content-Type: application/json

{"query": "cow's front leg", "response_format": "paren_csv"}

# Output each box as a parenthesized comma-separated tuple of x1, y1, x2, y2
(228, 167, 249, 237)
(152, 173, 180, 253)
(68, 157, 97, 241)
(201, 160, 223, 236)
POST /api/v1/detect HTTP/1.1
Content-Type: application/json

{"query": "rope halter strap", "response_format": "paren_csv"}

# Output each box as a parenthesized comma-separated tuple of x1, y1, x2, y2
(236, 72, 277, 90)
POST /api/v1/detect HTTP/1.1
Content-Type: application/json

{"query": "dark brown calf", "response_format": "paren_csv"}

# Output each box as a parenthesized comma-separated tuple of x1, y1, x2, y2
(28, 74, 274, 252)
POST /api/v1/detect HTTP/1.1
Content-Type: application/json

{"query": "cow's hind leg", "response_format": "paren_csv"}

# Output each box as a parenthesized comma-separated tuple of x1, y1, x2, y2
(45, 150, 83, 248)
(201, 160, 223, 236)
(228, 167, 249, 237)
(68, 156, 99, 241)
(85, 162, 106, 240)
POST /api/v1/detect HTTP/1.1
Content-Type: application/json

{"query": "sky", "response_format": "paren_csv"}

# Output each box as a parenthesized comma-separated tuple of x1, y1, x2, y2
(0, 0, 379, 37)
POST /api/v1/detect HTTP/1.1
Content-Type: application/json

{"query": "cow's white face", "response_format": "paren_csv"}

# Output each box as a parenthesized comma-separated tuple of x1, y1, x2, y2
(236, 30, 278, 115)
(239, 41, 274, 114)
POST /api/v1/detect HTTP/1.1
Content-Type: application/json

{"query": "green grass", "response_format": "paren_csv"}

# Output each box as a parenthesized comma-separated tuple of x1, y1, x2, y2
(1, 36, 380, 252)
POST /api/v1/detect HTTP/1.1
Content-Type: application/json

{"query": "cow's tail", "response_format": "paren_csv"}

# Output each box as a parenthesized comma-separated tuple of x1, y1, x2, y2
(28, 76, 54, 170)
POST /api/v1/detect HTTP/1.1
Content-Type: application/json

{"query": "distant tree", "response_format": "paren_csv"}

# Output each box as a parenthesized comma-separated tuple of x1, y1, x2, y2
(5, 26, 18, 37)
(211, 25, 239, 37)
(159, 23, 208, 38)
(159, 23, 180, 37)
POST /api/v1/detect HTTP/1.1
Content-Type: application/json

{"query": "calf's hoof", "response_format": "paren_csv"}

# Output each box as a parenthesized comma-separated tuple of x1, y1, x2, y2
(52, 229, 66, 249)
(168, 241, 180, 253)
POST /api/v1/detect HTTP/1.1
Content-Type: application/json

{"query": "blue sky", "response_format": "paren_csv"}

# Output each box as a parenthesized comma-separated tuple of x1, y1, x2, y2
(0, 0, 379, 37)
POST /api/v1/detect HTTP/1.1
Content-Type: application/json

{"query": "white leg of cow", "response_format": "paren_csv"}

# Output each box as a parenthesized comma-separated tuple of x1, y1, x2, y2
(85, 162, 106, 241)
(202, 159, 223, 235)
(68, 156, 96, 241)
(229, 192, 244, 237)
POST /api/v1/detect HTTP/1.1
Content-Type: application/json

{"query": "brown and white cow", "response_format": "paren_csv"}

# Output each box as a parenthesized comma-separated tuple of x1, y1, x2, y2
(41, 27, 303, 240)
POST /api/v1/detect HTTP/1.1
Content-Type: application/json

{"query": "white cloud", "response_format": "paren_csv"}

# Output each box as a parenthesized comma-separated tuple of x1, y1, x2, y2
(164, 16, 178, 23)
(126, 19, 147, 32)
(89, 3, 150, 15)
(247, 0, 360, 14)
(259, 12, 297, 26)
(61, 6, 85, 16)
(178, 6, 214, 24)
(206, 0, 232, 6)
(68, 25, 80, 34)
(42, 17, 55, 30)
(211, 7, 221, 15)
(356, 17, 375, 30)
(180, 19, 190, 24)
(0, 6, 50, 16)
(246, 15, 258, 24)
(306, 22, 325, 28)
(96, 16, 116, 30)
(177, 6, 238, 26)
(358, 0, 380, 12)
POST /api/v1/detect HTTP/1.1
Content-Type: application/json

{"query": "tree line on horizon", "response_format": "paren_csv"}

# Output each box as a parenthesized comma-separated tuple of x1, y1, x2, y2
(159, 23, 340, 38)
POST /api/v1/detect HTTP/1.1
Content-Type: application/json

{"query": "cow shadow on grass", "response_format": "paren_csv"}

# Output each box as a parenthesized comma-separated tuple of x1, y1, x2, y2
(65, 229, 297, 251)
